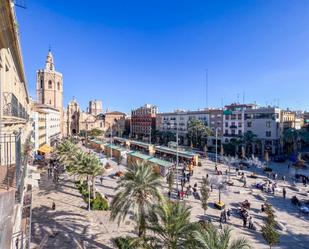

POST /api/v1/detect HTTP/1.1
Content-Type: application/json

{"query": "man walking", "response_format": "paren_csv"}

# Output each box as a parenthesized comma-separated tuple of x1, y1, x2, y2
(283, 187, 287, 199)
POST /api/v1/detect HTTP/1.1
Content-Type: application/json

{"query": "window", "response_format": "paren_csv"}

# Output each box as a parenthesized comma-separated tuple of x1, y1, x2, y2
(247, 121, 252, 127)
(238, 130, 242, 135)
(49, 100, 52, 105)
(40, 79, 43, 88)
(225, 122, 228, 127)
(266, 121, 271, 128)
(57, 82, 60, 90)
(266, 131, 271, 137)
(48, 80, 52, 89)
(238, 114, 242, 120)
(225, 130, 228, 135)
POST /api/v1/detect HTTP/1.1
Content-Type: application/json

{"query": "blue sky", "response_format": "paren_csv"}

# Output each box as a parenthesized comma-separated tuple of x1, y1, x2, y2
(16, 0, 309, 113)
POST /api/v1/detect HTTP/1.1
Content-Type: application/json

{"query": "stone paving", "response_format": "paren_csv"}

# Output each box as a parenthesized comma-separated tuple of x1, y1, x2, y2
(31, 146, 309, 248)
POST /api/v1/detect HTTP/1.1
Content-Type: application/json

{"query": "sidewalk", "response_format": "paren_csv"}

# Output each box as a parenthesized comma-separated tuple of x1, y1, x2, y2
(30, 170, 113, 249)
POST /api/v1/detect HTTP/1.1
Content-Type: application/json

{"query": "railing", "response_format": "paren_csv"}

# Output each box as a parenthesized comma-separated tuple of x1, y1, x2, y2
(2, 92, 29, 120)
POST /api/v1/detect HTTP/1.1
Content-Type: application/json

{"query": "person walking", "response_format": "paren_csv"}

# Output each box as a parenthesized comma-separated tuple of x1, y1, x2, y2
(100, 176, 103, 185)
(223, 209, 227, 223)
(283, 187, 287, 199)
(227, 208, 231, 220)
(243, 176, 247, 187)
(243, 216, 247, 227)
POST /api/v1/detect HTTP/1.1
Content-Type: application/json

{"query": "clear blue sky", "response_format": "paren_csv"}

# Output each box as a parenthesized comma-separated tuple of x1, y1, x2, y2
(16, 0, 309, 113)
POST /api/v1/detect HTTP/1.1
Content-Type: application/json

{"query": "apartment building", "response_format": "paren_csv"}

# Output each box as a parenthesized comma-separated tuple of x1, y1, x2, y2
(244, 107, 282, 155)
(131, 104, 157, 141)
(0, 1, 32, 248)
(32, 103, 61, 151)
(156, 109, 223, 146)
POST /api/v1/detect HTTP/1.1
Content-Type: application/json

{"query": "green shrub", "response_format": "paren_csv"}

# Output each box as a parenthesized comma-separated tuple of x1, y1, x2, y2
(91, 192, 109, 210)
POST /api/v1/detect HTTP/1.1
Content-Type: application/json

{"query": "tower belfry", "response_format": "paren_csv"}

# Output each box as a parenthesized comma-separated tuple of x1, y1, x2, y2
(36, 49, 63, 110)
(45, 49, 55, 71)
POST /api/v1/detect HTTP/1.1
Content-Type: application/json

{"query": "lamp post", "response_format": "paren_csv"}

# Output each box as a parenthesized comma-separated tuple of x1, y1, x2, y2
(176, 113, 179, 192)
(88, 180, 91, 211)
(215, 127, 219, 167)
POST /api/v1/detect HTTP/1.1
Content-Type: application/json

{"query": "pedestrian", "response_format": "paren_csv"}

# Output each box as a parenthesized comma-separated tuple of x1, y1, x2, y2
(100, 176, 103, 185)
(248, 216, 253, 229)
(261, 204, 265, 212)
(52, 201, 56, 210)
(225, 169, 228, 175)
(243, 217, 247, 227)
(194, 182, 197, 188)
(243, 177, 247, 187)
(272, 184, 275, 195)
(283, 187, 286, 199)
(282, 175, 286, 182)
(223, 209, 227, 223)
(227, 208, 231, 220)
(210, 184, 213, 192)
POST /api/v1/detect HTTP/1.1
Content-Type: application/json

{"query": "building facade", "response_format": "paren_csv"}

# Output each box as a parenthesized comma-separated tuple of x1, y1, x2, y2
(0, 1, 32, 248)
(88, 100, 103, 116)
(32, 103, 61, 151)
(156, 109, 223, 145)
(131, 104, 157, 141)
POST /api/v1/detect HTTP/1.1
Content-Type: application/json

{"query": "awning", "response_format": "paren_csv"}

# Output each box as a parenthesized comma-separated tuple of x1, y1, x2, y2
(38, 144, 53, 154)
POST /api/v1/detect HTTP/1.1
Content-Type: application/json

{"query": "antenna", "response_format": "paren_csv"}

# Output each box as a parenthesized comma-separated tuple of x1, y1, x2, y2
(242, 92, 245, 104)
(205, 69, 208, 109)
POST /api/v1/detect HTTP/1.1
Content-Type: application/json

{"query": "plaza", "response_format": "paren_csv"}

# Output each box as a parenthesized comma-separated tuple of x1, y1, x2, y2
(30, 141, 309, 249)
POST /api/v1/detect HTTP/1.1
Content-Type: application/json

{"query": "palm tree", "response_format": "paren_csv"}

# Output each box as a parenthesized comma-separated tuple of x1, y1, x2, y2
(68, 151, 103, 198)
(110, 161, 162, 237)
(283, 128, 298, 154)
(146, 200, 198, 249)
(83, 153, 104, 198)
(241, 131, 258, 157)
(194, 224, 252, 249)
(187, 119, 212, 149)
(56, 139, 77, 166)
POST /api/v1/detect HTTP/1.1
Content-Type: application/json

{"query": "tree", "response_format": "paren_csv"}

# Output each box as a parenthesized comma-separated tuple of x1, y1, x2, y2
(187, 119, 212, 149)
(262, 204, 280, 249)
(110, 161, 162, 237)
(194, 224, 252, 249)
(68, 151, 103, 199)
(146, 199, 199, 249)
(200, 177, 210, 215)
(89, 128, 104, 137)
(166, 170, 175, 198)
(56, 139, 77, 166)
(241, 131, 259, 156)
(283, 128, 298, 154)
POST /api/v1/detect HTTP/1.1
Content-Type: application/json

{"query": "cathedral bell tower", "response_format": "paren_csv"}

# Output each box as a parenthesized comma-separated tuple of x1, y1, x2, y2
(36, 49, 63, 110)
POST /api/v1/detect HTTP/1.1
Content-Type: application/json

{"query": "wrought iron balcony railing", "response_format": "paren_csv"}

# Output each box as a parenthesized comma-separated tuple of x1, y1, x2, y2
(3, 92, 29, 120)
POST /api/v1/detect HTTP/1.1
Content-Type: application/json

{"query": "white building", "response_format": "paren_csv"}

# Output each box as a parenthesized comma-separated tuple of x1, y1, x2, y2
(33, 103, 61, 151)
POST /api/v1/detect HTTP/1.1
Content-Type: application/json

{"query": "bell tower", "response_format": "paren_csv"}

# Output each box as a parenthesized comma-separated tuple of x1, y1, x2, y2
(36, 49, 63, 111)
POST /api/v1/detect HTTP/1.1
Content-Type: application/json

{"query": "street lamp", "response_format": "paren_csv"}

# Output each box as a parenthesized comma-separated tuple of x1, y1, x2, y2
(215, 127, 219, 167)
(88, 180, 91, 211)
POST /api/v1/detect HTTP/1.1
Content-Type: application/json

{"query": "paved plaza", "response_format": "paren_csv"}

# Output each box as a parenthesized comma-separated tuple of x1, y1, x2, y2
(31, 147, 309, 249)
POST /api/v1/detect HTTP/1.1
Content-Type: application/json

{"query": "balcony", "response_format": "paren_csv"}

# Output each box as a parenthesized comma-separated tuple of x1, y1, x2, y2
(230, 125, 237, 129)
(2, 92, 29, 120)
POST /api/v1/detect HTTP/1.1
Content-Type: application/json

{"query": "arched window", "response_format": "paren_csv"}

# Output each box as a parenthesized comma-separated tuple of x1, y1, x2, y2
(40, 79, 43, 88)
(48, 80, 52, 89)
(57, 82, 60, 90)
